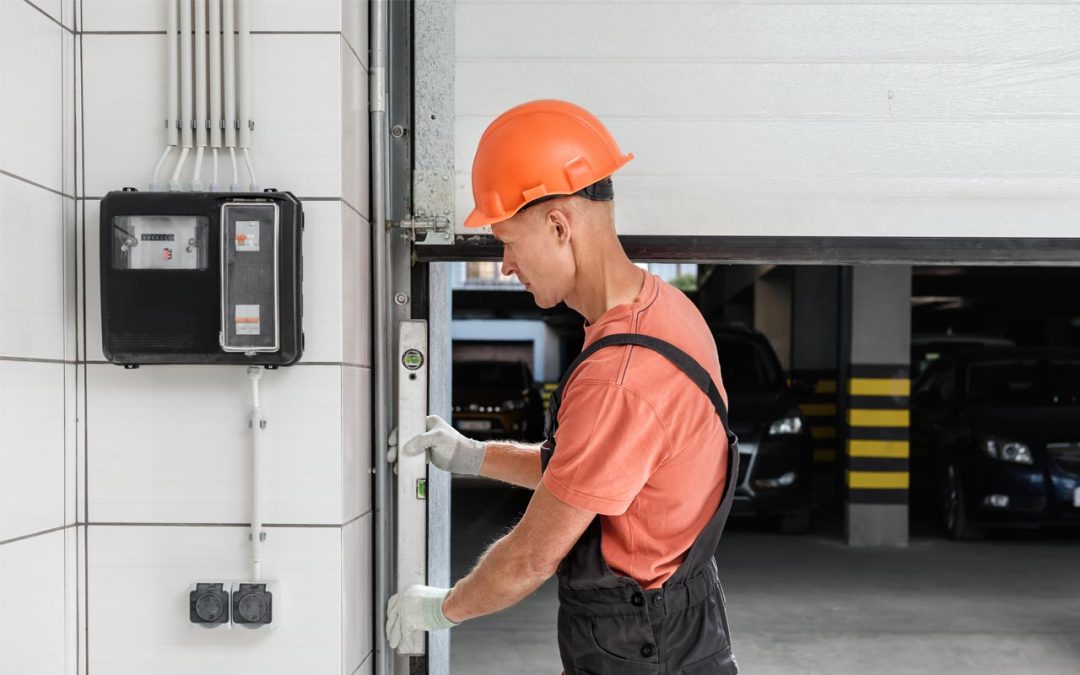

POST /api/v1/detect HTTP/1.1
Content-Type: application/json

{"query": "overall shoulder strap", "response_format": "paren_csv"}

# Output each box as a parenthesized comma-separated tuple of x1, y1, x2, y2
(553, 333, 733, 437)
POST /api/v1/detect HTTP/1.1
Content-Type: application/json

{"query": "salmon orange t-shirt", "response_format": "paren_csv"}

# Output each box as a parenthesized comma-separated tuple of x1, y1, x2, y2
(541, 272, 730, 590)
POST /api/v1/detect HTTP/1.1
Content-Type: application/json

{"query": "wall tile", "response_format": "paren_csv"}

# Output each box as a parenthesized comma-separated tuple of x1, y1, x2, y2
(82, 0, 343, 33)
(342, 513, 373, 675)
(0, 530, 67, 674)
(63, 30, 77, 198)
(341, 36, 367, 218)
(65, 363, 78, 527)
(86, 363, 344, 525)
(80, 35, 166, 197)
(0, 361, 66, 543)
(81, 200, 103, 363)
(341, 366, 371, 523)
(87, 525, 342, 674)
(300, 201, 345, 364)
(82, 34, 345, 200)
(341, 205, 370, 368)
(341, 0, 368, 71)
(28, 0, 66, 28)
(0, 174, 66, 360)
(64, 526, 80, 675)
(249, 34, 343, 198)
(0, 0, 64, 193)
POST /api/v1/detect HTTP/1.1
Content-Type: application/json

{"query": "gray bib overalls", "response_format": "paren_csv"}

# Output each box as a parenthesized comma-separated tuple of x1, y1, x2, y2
(542, 334, 740, 675)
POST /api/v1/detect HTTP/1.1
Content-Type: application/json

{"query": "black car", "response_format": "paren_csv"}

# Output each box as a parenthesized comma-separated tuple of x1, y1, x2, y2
(712, 325, 814, 533)
(452, 360, 546, 442)
(911, 333, 1014, 379)
(911, 348, 1080, 539)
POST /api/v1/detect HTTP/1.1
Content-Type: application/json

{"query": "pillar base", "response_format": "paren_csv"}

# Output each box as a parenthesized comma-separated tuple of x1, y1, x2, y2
(845, 503, 908, 547)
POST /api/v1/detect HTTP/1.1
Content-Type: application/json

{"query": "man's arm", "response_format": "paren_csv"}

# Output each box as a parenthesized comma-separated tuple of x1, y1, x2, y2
(441, 482, 593, 623)
(478, 440, 544, 489)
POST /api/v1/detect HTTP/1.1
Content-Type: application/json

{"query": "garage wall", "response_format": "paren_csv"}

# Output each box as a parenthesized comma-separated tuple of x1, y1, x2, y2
(0, 2, 372, 674)
(455, 1, 1080, 239)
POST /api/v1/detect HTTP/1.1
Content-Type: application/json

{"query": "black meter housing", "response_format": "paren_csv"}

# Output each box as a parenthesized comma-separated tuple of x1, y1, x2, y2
(100, 189, 303, 366)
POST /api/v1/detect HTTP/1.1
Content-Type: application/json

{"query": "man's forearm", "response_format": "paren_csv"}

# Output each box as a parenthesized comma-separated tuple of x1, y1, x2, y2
(479, 441, 543, 489)
(441, 527, 553, 623)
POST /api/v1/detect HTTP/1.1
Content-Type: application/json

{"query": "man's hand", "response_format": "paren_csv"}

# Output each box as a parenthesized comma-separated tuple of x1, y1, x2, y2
(394, 415, 488, 476)
(386, 584, 458, 649)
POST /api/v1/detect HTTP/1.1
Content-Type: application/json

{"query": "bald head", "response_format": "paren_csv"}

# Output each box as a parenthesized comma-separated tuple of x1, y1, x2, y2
(490, 195, 627, 312)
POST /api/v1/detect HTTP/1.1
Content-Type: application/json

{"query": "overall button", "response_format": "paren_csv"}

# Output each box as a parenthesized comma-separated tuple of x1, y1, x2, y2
(631, 592, 644, 607)
(640, 643, 655, 658)
(651, 594, 663, 607)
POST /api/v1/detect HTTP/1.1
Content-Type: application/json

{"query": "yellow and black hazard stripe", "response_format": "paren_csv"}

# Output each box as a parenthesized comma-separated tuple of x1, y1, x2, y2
(791, 369, 838, 464)
(541, 382, 559, 412)
(846, 364, 909, 504)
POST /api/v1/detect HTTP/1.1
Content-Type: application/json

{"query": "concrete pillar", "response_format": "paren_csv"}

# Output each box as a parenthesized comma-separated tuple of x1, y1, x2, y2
(841, 266, 912, 547)
(753, 270, 793, 370)
(790, 267, 841, 502)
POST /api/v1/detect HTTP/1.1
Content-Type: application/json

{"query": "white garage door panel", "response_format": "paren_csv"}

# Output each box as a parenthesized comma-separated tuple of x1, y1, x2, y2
(612, 176, 1080, 239)
(457, 61, 1080, 121)
(454, 1, 1080, 239)
(457, 119, 1078, 179)
(457, 3, 1078, 63)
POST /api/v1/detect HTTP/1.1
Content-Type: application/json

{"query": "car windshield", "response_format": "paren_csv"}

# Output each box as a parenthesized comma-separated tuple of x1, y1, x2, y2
(454, 362, 527, 388)
(715, 337, 782, 393)
(966, 359, 1080, 406)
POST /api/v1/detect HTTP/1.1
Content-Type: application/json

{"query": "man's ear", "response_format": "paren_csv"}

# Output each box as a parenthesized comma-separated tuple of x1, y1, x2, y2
(547, 206, 573, 245)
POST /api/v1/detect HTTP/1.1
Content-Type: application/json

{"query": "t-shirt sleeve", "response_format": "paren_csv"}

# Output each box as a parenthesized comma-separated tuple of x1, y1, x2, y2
(541, 381, 672, 516)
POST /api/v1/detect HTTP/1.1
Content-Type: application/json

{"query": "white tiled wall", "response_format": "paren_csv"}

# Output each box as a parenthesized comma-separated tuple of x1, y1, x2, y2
(1, 2, 372, 674)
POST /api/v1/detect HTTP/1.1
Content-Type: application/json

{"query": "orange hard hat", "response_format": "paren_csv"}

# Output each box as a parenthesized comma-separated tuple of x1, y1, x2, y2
(463, 99, 634, 229)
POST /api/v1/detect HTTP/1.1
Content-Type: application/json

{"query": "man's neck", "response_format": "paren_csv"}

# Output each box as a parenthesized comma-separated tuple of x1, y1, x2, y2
(568, 257, 646, 325)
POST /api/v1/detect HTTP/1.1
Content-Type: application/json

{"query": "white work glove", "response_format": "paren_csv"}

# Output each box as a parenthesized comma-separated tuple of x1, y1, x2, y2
(391, 415, 488, 476)
(386, 585, 458, 649)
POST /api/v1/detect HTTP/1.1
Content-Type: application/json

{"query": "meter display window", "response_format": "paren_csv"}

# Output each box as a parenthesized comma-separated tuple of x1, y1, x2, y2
(112, 215, 209, 271)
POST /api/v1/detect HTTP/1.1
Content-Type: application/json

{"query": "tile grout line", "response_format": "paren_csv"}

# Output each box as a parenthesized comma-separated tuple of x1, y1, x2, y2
(21, 0, 75, 35)
(0, 169, 76, 200)
(78, 0, 90, 666)
(73, 2, 82, 672)
(0, 355, 73, 365)
(0, 523, 76, 547)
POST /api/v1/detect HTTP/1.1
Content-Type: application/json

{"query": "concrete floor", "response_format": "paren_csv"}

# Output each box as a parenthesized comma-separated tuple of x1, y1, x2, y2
(450, 484, 1080, 675)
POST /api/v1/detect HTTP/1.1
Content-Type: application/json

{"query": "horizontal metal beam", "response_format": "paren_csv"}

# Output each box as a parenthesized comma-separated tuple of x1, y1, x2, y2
(417, 236, 1080, 266)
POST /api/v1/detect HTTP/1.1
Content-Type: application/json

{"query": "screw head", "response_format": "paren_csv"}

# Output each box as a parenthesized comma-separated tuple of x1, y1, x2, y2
(391, 125, 405, 138)
(394, 293, 409, 305)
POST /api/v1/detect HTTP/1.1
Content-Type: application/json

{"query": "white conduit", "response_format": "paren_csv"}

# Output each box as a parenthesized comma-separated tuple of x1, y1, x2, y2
(191, 0, 208, 190)
(170, 0, 193, 190)
(152, 0, 180, 190)
(223, 0, 239, 190)
(208, 0, 223, 190)
(247, 367, 265, 581)
(236, 0, 256, 190)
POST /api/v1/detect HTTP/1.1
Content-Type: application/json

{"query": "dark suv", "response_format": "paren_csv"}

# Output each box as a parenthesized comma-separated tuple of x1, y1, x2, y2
(911, 347, 1080, 539)
(452, 360, 546, 442)
(711, 325, 814, 533)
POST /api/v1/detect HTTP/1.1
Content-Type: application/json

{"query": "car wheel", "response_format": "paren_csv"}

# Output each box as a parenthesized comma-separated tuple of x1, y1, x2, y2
(943, 464, 983, 541)
(779, 506, 812, 535)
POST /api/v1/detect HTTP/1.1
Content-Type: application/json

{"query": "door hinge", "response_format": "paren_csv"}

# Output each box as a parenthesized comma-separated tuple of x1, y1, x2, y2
(390, 214, 453, 243)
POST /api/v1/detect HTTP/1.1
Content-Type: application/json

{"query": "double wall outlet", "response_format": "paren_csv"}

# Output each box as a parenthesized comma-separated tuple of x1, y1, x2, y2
(189, 580, 281, 630)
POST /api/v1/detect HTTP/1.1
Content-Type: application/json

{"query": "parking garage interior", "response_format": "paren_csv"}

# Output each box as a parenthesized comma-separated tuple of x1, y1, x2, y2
(443, 260, 1080, 674)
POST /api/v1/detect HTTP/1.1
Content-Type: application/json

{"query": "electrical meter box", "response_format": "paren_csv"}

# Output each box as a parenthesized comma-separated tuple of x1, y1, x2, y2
(100, 189, 303, 366)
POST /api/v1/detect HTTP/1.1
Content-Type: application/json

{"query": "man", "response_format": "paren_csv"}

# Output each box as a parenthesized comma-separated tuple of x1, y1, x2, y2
(387, 100, 740, 674)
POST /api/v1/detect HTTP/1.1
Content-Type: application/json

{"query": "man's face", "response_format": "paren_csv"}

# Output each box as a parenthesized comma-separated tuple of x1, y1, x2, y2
(490, 205, 574, 309)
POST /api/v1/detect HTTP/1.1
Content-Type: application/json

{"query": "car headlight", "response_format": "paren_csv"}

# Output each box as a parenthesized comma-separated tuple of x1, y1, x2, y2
(768, 415, 803, 436)
(980, 437, 1033, 465)
(501, 398, 526, 411)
